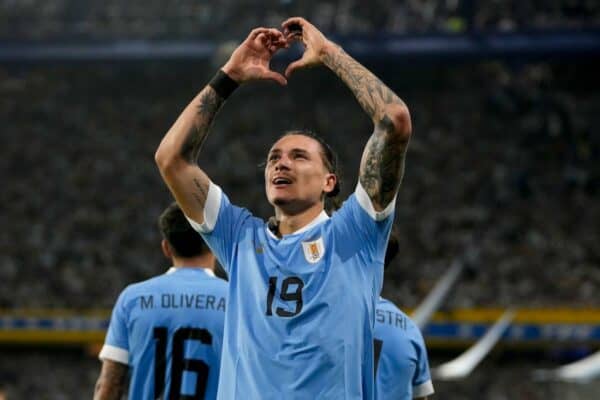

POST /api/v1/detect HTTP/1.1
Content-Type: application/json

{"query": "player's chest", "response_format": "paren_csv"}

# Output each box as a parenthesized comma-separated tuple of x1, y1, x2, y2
(244, 231, 330, 274)
(235, 233, 343, 317)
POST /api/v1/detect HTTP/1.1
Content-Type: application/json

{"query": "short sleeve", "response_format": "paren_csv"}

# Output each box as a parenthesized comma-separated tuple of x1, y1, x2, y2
(99, 290, 130, 365)
(185, 182, 254, 274)
(331, 182, 396, 267)
(412, 328, 435, 398)
(354, 180, 396, 222)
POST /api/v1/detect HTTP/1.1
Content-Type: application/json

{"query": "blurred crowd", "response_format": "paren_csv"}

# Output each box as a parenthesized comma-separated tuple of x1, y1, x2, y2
(0, 58, 598, 310)
(0, 349, 100, 399)
(0, 0, 599, 41)
(0, 4, 598, 399)
(0, 5, 599, 397)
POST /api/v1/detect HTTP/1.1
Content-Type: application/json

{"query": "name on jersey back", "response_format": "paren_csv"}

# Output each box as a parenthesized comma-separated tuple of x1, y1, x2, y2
(376, 309, 407, 329)
(139, 294, 226, 311)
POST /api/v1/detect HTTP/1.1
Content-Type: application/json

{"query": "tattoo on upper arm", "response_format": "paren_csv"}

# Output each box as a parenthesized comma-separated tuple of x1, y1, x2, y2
(192, 177, 209, 207)
(359, 121, 407, 207)
(180, 88, 224, 163)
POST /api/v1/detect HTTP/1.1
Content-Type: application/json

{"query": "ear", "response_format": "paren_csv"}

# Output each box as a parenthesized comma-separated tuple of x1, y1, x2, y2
(161, 239, 172, 259)
(323, 173, 337, 195)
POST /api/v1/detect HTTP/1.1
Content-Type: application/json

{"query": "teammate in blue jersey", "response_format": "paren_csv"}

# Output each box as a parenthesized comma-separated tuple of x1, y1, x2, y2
(94, 203, 227, 400)
(375, 299, 434, 400)
(374, 231, 434, 400)
(155, 17, 412, 399)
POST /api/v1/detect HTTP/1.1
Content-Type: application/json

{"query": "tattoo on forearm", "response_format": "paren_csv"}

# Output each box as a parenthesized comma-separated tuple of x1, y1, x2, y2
(94, 362, 127, 400)
(324, 46, 410, 208)
(322, 47, 405, 122)
(180, 88, 224, 163)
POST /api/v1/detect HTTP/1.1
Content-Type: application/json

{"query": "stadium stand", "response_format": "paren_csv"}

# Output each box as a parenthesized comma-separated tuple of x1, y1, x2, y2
(0, 1, 599, 398)
(1, 61, 598, 310)
(0, 0, 599, 41)
(1, 0, 598, 63)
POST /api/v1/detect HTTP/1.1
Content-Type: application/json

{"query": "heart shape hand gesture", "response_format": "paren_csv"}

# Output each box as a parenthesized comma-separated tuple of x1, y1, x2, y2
(222, 17, 334, 87)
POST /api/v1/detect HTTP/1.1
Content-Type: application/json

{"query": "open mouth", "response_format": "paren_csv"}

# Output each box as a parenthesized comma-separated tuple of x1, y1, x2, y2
(272, 177, 292, 186)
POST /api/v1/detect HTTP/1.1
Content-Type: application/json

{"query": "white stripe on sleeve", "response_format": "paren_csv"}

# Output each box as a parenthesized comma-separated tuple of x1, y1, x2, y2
(99, 344, 129, 365)
(185, 181, 222, 233)
(413, 380, 435, 398)
(355, 181, 396, 221)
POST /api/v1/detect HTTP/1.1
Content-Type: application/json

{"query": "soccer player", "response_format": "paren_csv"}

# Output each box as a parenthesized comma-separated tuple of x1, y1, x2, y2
(155, 17, 412, 399)
(374, 231, 435, 400)
(94, 203, 227, 400)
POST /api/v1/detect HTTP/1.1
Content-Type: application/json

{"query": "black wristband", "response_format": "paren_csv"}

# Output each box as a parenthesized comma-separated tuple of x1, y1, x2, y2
(209, 70, 239, 99)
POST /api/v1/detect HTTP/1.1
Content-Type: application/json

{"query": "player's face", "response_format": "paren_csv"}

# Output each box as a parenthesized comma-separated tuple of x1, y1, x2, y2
(265, 134, 336, 213)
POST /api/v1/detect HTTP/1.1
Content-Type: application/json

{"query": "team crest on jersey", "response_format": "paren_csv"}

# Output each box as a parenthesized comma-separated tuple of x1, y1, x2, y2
(302, 237, 325, 264)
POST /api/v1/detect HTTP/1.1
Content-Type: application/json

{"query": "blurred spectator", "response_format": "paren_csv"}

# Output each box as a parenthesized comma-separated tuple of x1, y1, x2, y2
(0, 60, 598, 309)
(0, 5, 598, 398)
(0, 0, 598, 41)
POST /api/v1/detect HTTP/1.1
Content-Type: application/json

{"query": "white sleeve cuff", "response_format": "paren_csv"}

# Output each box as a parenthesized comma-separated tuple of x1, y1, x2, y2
(99, 344, 129, 365)
(185, 181, 222, 233)
(355, 181, 396, 221)
(413, 380, 434, 398)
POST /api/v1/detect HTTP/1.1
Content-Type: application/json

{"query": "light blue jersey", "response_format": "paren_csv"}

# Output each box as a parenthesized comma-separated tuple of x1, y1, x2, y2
(374, 298, 434, 400)
(99, 267, 227, 400)
(187, 181, 395, 400)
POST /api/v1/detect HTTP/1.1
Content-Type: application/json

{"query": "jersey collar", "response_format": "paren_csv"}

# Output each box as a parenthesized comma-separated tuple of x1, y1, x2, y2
(266, 210, 330, 240)
(166, 267, 215, 277)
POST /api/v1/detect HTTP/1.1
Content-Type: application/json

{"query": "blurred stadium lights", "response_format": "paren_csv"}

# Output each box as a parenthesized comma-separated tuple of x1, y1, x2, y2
(434, 309, 516, 380)
(534, 350, 600, 383)
(412, 259, 464, 330)
(0, 30, 598, 62)
(2, 309, 598, 348)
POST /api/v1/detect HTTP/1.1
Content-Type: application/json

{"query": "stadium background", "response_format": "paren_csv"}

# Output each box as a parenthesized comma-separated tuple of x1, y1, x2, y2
(0, 0, 599, 398)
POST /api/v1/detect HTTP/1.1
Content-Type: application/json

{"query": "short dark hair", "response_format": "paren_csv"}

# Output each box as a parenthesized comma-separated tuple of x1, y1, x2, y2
(384, 225, 400, 269)
(158, 202, 209, 258)
(281, 130, 342, 213)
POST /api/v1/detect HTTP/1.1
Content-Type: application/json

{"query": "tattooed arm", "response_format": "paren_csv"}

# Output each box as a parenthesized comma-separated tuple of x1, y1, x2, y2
(326, 48, 411, 211)
(93, 360, 128, 400)
(155, 85, 224, 223)
(155, 28, 288, 223)
(283, 17, 411, 211)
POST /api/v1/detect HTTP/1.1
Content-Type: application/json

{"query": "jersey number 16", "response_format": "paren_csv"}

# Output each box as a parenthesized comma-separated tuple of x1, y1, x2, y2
(153, 327, 212, 399)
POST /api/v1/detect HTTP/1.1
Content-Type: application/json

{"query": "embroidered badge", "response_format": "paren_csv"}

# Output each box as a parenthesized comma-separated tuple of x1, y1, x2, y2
(302, 237, 325, 264)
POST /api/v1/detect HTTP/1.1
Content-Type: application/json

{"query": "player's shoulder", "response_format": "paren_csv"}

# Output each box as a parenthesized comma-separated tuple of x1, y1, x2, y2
(117, 272, 227, 305)
(218, 185, 262, 222)
(403, 312, 420, 335)
(330, 191, 359, 219)
(378, 298, 419, 328)
(330, 184, 394, 230)
(327, 193, 366, 235)
(117, 274, 166, 298)
(164, 269, 228, 292)
(377, 297, 401, 312)
(205, 275, 229, 293)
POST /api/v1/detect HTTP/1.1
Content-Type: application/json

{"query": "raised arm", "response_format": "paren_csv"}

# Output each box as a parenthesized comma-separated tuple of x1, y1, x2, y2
(155, 28, 288, 223)
(282, 17, 412, 211)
